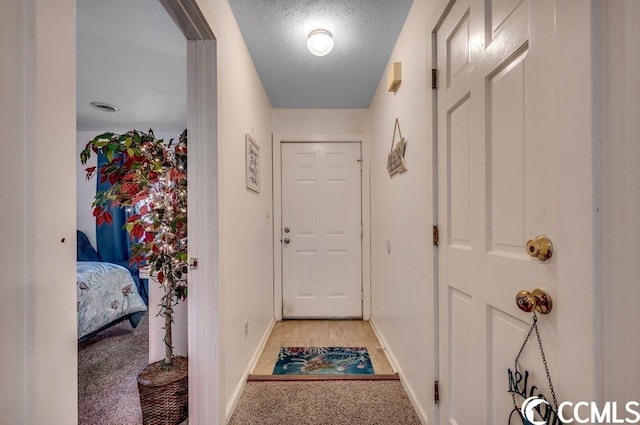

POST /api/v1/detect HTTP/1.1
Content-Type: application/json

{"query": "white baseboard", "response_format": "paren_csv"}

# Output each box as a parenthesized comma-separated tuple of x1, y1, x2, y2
(369, 317, 430, 425)
(225, 317, 276, 423)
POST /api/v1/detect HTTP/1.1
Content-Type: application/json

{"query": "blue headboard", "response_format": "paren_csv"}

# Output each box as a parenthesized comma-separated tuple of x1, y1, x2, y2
(77, 230, 100, 262)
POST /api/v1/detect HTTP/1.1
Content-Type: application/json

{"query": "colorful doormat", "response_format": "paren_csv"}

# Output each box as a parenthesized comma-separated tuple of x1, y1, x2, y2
(273, 347, 374, 375)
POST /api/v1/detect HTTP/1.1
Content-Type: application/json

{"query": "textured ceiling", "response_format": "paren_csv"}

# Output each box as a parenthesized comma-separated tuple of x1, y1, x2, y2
(228, 0, 414, 108)
(76, 0, 187, 131)
(76, 0, 414, 130)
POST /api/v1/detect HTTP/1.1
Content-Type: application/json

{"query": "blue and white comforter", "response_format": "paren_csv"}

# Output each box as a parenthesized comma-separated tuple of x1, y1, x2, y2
(77, 261, 147, 339)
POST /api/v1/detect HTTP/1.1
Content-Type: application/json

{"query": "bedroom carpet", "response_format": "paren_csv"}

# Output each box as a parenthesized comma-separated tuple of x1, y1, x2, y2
(78, 313, 188, 425)
(228, 380, 422, 425)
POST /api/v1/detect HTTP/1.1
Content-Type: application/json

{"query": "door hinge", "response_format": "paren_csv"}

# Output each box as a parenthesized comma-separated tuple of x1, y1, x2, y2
(357, 158, 363, 170)
(361, 290, 364, 301)
(433, 225, 439, 246)
(432, 69, 438, 89)
(361, 225, 364, 238)
(434, 380, 440, 404)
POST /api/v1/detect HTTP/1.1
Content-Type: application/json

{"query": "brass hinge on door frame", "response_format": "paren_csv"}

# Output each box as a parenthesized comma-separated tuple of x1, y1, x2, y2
(432, 69, 438, 89)
(433, 225, 439, 246)
(434, 380, 440, 404)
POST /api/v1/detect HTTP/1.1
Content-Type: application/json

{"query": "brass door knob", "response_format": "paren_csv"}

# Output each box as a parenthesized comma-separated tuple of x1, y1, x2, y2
(516, 290, 536, 313)
(515, 288, 553, 314)
(526, 235, 553, 263)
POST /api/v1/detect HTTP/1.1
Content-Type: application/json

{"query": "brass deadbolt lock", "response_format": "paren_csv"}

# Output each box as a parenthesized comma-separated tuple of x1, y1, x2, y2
(526, 235, 553, 263)
(516, 288, 553, 314)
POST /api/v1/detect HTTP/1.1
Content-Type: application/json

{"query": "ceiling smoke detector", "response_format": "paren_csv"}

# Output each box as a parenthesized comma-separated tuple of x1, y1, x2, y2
(90, 101, 119, 112)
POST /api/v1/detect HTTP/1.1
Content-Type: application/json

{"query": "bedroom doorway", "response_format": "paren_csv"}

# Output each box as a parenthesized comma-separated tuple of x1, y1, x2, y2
(77, 0, 219, 423)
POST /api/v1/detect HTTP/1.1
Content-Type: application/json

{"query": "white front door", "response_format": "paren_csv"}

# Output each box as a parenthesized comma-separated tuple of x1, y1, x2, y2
(437, 0, 569, 423)
(281, 142, 362, 318)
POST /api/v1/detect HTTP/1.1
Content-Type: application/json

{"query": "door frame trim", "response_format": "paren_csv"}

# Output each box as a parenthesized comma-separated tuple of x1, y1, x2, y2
(161, 1, 220, 423)
(428, 3, 456, 425)
(272, 133, 371, 321)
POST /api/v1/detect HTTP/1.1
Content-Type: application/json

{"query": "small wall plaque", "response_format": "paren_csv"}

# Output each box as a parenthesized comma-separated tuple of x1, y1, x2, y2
(246, 133, 260, 192)
(387, 118, 407, 177)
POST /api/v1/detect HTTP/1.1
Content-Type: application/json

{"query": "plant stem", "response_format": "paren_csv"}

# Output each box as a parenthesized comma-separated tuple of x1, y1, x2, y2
(164, 260, 174, 366)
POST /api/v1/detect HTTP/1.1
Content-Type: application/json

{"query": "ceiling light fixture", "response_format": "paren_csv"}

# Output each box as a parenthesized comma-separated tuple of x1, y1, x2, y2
(90, 101, 119, 112)
(307, 29, 334, 56)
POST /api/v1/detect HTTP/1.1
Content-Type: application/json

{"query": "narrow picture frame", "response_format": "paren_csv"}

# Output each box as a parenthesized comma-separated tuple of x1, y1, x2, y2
(245, 133, 260, 192)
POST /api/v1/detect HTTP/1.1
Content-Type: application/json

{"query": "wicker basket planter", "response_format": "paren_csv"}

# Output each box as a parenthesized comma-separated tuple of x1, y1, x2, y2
(137, 356, 188, 425)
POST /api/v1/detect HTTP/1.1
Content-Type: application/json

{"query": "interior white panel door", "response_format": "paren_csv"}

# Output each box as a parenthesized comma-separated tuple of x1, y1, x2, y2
(437, 0, 564, 423)
(281, 142, 362, 318)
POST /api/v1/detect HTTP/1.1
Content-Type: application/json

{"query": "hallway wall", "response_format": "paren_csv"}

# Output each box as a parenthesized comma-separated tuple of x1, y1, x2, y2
(273, 109, 370, 134)
(368, 0, 438, 421)
(195, 0, 275, 417)
(601, 0, 640, 404)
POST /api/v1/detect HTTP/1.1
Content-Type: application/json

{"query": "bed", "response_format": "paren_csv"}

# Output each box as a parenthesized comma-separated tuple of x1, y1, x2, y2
(77, 230, 147, 342)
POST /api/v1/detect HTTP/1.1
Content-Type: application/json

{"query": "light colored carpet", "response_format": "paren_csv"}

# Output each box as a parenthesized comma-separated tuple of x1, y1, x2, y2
(78, 313, 150, 424)
(78, 313, 188, 425)
(228, 380, 422, 425)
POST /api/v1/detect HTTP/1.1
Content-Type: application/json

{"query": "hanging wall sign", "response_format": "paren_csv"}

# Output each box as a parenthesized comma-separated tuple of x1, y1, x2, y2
(508, 313, 563, 425)
(508, 368, 562, 425)
(387, 118, 407, 177)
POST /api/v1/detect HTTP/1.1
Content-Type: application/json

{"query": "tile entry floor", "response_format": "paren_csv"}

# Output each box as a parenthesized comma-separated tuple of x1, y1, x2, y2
(252, 320, 396, 375)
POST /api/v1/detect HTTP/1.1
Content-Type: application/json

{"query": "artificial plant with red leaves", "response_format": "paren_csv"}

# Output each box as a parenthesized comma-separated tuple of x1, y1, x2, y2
(81, 129, 187, 366)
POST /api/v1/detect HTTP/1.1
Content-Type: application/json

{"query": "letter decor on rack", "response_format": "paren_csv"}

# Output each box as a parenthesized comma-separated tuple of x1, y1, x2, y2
(387, 118, 407, 177)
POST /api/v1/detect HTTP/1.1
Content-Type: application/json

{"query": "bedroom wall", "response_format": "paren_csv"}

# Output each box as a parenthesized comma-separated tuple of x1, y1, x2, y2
(0, 0, 77, 423)
(367, 0, 438, 422)
(193, 0, 275, 418)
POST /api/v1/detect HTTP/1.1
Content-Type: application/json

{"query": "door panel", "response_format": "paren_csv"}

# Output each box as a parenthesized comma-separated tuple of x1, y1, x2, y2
(448, 95, 471, 247)
(488, 53, 526, 253)
(282, 142, 362, 318)
(449, 288, 474, 424)
(437, 0, 559, 423)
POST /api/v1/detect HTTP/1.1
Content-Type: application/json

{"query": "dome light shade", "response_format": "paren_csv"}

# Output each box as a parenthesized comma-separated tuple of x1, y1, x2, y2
(307, 29, 334, 56)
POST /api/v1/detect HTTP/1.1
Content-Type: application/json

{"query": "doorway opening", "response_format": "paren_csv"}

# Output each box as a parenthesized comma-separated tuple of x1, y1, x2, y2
(76, 0, 219, 423)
